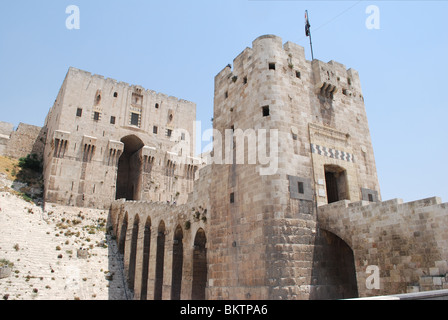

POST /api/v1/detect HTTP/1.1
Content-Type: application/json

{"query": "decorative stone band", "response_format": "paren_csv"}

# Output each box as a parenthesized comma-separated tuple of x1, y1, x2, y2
(311, 144, 355, 163)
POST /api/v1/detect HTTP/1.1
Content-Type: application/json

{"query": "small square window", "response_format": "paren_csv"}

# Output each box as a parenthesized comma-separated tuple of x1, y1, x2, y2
(76, 108, 82, 117)
(298, 182, 304, 194)
(153, 126, 158, 134)
(93, 111, 100, 121)
(130, 113, 139, 126)
(262, 105, 270, 117)
(113, 92, 118, 98)
(230, 192, 235, 204)
(110, 116, 116, 124)
(269, 63, 276, 70)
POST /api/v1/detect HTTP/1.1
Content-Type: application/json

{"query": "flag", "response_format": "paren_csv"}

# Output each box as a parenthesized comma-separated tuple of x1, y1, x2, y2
(305, 10, 311, 37)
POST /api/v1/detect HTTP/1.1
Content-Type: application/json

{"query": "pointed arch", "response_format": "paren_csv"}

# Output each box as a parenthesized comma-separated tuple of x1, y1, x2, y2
(140, 216, 151, 300)
(171, 225, 184, 300)
(192, 228, 207, 300)
(118, 212, 128, 255)
(128, 214, 140, 291)
(154, 220, 166, 300)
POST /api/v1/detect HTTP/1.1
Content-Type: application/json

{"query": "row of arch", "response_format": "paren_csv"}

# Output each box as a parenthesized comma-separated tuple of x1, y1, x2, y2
(117, 212, 207, 300)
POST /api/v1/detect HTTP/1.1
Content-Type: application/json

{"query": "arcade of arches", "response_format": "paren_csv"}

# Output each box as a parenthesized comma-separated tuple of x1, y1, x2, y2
(114, 210, 207, 300)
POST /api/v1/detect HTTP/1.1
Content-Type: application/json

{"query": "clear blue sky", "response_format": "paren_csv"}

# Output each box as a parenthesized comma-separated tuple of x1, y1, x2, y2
(0, 1, 447, 203)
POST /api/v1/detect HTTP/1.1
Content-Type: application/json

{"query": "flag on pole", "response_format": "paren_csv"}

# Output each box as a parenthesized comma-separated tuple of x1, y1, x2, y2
(305, 10, 311, 37)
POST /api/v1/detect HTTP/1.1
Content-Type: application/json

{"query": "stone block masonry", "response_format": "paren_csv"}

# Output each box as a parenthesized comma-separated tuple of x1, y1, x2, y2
(3, 34, 448, 300)
(318, 197, 448, 297)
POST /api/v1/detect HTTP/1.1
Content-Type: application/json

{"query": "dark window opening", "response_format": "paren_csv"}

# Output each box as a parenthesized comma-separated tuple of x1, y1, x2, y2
(298, 182, 304, 194)
(325, 165, 349, 204)
(230, 192, 235, 204)
(225, 91, 228, 99)
(155, 103, 159, 109)
(113, 92, 118, 98)
(76, 108, 82, 117)
(130, 113, 139, 126)
(166, 129, 172, 137)
(262, 105, 270, 117)
(110, 116, 116, 124)
(269, 63, 276, 70)
(153, 126, 158, 134)
(93, 112, 100, 121)
(243, 76, 248, 84)
(296, 71, 301, 79)
(342, 89, 348, 96)
(181, 132, 185, 141)
(368, 194, 374, 202)
(348, 78, 352, 86)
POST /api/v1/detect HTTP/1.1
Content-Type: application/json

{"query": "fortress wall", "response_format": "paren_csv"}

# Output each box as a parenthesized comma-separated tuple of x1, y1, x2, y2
(5, 123, 45, 160)
(318, 197, 448, 297)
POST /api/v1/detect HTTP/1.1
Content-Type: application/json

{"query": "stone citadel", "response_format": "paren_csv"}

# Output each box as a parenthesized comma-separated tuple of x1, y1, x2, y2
(1, 35, 447, 300)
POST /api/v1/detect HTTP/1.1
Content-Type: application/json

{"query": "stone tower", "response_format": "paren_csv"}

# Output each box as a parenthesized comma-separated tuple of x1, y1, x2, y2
(207, 34, 380, 300)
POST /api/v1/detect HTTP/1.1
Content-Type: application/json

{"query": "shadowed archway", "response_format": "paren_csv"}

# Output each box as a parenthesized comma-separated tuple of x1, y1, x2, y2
(192, 228, 207, 300)
(116, 135, 144, 201)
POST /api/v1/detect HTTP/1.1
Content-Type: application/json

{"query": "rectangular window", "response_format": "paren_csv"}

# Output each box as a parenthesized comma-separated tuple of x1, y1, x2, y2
(298, 182, 304, 194)
(269, 63, 276, 70)
(262, 105, 270, 117)
(368, 194, 374, 202)
(130, 112, 139, 126)
(76, 108, 82, 117)
(93, 111, 100, 121)
(296, 71, 301, 79)
(153, 126, 158, 134)
(230, 192, 235, 204)
(181, 132, 185, 141)
(110, 116, 116, 124)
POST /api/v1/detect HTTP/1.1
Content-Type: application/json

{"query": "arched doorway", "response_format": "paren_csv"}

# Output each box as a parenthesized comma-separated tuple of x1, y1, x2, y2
(140, 217, 151, 300)
(171, 225, 184, 300)
(192, 228, 207, 300)
(154, 221, 166, 300)
(116, 135, 144, 200)
(128, 215, 139, 291)
(324, 165, 349, 204)
(310, 229, 358, 299)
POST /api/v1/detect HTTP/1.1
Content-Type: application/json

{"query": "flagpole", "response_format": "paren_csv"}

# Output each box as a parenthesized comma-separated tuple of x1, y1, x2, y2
(309, 28, 314, 61)
(305, 10, 314, 61)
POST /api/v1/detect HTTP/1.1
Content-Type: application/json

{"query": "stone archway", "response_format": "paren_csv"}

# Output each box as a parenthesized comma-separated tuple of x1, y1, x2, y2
(128, 214, 139, 291)
(192, 228, 207, 300)
(154, 221, 166, 300)
(140, 217, 151, 300)
(116, 135, 144, 200)
(171, 225, 184, 300)
(310, 229, 358, 300)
